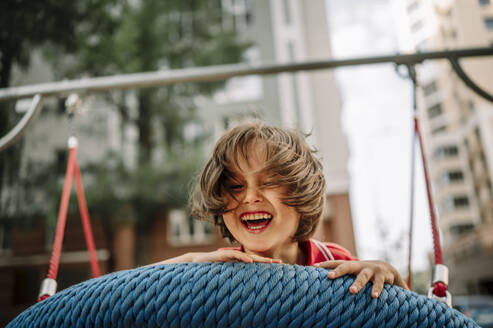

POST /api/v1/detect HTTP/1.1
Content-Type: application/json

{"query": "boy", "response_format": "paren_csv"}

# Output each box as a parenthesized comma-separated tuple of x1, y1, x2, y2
(158, 121, 408, 298)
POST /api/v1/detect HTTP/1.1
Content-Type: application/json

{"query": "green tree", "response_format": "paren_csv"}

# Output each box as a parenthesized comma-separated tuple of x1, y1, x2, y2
(0, 0, 119, 218)
(46, 0, 250, 212)
(1, 0, 249, 219)
(51, 0, 249, 163)
(67, 0, 249, 268)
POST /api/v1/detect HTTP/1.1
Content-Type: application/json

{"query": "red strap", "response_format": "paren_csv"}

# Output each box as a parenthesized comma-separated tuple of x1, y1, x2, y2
(39, 143, 101, 302)
(46, 147, 77, 280)
(415, 118, 448, 299)
(73, 160, 101, 278)
(415, 118, 443, 265)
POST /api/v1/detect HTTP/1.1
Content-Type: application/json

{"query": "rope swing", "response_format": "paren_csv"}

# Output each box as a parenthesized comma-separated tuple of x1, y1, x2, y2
(38, 95, 101, 302)
(9, 263, 478, 327)
(401, 65, 450, 305)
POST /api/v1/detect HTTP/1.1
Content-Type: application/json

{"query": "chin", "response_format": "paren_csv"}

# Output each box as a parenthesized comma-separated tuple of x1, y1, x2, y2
(241, 240, 275, 253)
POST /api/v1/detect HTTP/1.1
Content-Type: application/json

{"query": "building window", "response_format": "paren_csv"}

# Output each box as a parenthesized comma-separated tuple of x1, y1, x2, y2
(434, 145, 459, 158)
(221, 0, 252, 32)
(449, 29, 457, 40)
(454, 196, 469, 208)
(428, 103, 443, 119)
(244, 0, 253, 26)
(407, 1, 419, 13)
(415, 39, 429, 51)
(168, 209, 213, 245)
(484, 18, 493, 29)
(444, 195, 469, 211)
(422, 81, 438, 97)
(282, 0, 292, 25)
(440, 170, 464, 184)
(474, 126, 481, 140)
(431, 125, 447, 135)
(479, 0, 491, 6)
(449, 171, 464, 181)
(411, 19, 423, 33)
(449, 223, 474, 237)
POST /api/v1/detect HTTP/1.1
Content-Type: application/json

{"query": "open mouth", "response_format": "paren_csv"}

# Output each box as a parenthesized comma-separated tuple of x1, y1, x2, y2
(240, 212, 273, 233)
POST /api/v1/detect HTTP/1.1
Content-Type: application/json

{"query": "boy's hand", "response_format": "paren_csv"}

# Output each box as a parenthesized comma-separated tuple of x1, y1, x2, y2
(153, 250, 281, 265)
(189, 250, 282, 264)
(314, 260, 409, 298)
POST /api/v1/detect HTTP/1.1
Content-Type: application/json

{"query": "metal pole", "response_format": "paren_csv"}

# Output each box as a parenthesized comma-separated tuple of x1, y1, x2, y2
(407, 65, 418, 289)
(1, 47, 492, 102)
(0, 95, 44, 151)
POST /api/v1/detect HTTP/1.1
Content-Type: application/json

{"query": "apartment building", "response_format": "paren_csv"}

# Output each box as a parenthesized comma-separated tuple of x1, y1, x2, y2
(393, 0, 493, 294)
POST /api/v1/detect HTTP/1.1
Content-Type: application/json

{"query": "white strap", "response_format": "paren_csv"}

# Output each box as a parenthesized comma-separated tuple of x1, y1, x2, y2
(312, 239, 335, 261)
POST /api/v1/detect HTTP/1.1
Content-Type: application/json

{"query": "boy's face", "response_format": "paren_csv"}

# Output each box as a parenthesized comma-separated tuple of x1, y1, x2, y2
(222, 141, 300, 256)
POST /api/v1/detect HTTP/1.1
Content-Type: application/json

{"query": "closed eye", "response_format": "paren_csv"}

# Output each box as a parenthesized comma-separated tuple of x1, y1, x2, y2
(229, 184, 244, 190)
(261, 179, 280, 188)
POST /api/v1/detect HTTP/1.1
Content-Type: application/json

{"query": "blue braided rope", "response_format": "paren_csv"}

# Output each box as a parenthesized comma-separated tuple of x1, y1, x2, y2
(8, 263, 479, 327)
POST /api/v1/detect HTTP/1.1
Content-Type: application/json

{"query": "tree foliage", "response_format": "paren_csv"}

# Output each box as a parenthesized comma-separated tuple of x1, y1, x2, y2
(0, 0, 119, 219)
(0, 0, 118, 87)
(40, 0, 250, 221)
(47, 0, 249, 160)
(1, 0, 249, 222)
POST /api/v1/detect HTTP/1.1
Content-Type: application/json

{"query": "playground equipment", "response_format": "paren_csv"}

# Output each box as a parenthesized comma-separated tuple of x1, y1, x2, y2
(6, 263, 481, 328)
(2, 47, 493, 326)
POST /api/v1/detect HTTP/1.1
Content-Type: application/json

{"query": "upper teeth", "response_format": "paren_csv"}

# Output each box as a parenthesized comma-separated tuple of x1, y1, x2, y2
(241, 213, 272, 221)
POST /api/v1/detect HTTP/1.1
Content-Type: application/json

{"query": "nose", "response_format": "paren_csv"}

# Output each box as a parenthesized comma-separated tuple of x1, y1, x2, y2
(242, 185, 262, 204)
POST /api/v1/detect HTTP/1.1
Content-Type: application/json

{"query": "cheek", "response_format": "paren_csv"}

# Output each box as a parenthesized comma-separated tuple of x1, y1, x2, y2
(222, 212, 236, 230)
(223, 193, 240, 210)
(277, 202, 301, 228)
(289, 209, 301, 227)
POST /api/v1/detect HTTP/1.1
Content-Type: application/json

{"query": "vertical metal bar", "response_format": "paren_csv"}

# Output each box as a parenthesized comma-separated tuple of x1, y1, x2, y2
(407, 65, 418, 289)
(407, 120, 416, 288)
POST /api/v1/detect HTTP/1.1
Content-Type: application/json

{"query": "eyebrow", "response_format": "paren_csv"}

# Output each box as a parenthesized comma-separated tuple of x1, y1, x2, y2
(222, 169, 243, 182)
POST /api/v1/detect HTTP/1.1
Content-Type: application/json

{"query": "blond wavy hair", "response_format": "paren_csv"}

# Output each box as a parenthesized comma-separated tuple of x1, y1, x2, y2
(190, 121, 326, 242)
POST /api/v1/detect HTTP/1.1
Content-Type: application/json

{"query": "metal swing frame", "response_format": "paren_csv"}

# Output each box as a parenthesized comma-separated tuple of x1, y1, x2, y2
(1, 46, 493, 151)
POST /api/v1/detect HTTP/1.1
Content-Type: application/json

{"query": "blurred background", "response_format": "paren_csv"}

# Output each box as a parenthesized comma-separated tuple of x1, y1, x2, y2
(1, 0, 493, 325)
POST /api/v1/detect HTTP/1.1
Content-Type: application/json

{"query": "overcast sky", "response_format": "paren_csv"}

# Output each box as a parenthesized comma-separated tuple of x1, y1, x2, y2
(326, 0, 433, 272)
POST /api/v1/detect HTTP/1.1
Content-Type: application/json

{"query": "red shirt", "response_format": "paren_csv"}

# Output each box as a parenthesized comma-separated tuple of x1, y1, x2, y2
(220, 239, 357, 265)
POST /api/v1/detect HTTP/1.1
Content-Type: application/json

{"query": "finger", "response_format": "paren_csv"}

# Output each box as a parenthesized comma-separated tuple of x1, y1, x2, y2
(327, 262, 361, 279)
(247, 254, 281, 263)
(371, 274, 385, 298)
(222, 251, 255, 263)
(224, 251, 282, 264)
(395, 275, 409, 290)
(385, 273, 395, 285)
(314, 260, 346, 268)
(349, 268, 373, 294)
